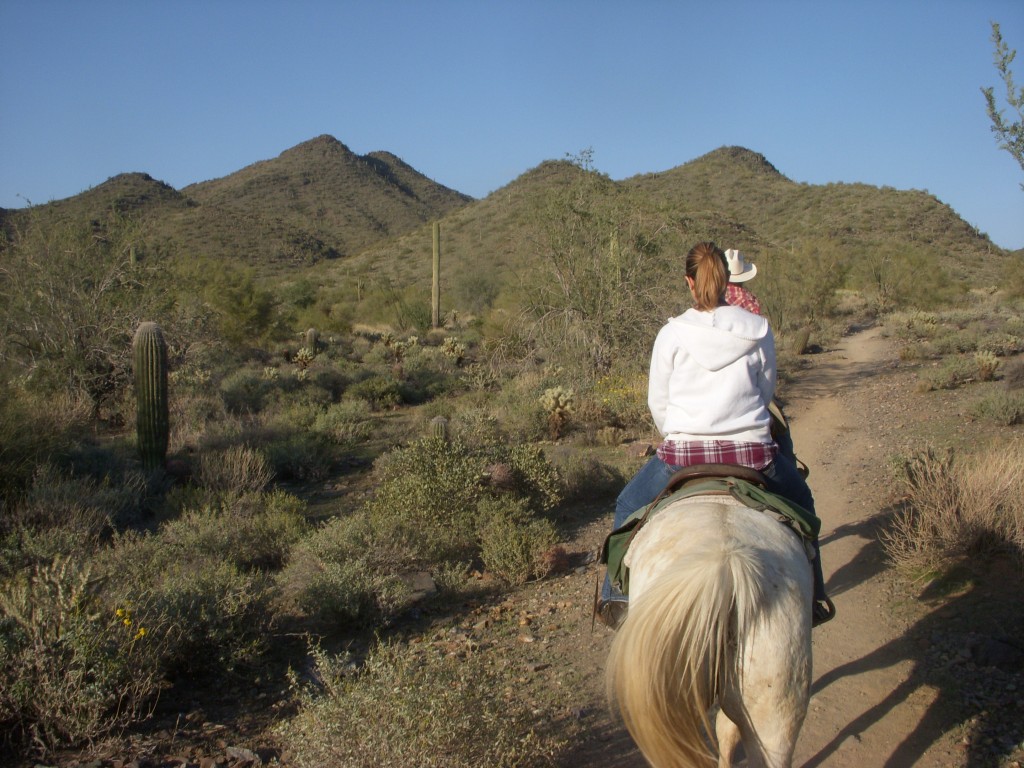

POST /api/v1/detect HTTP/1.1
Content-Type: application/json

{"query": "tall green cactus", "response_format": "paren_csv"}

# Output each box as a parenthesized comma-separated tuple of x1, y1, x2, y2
(432, 221, 441, 329)
(133, 322, 169, 470)
(305, 327, 320, 353)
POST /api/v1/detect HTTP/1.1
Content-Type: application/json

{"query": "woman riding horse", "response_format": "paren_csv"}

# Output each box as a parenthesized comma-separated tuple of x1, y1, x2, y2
(596, 241, 833, 630)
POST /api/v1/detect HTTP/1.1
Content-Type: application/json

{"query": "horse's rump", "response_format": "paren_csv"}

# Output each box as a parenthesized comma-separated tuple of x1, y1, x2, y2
(606, 496, 812, 768)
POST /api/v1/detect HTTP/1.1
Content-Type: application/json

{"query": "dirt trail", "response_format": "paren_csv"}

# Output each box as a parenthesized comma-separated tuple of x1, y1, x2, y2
(787, 327, 956, 767)
(570, 326, 965, 767)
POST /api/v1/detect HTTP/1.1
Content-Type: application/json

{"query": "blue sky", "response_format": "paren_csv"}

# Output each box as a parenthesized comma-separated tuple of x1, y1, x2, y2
(2, 1, 1022, 249)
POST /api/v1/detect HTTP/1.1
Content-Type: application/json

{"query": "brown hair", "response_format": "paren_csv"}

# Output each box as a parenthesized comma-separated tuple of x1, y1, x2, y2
(685, 242, 729, 311)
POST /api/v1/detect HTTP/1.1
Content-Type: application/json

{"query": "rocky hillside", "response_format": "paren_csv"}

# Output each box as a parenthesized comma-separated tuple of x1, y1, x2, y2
(2, 135, 472, 270)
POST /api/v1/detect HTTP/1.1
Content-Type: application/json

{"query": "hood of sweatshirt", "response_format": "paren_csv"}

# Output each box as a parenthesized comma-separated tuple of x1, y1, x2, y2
(665, 306, 771, 372)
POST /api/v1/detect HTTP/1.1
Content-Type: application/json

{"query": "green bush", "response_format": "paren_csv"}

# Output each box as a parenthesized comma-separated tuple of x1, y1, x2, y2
(278, 640, 563, 768)
(110, 552, 270, 676)
(0, 556, 166, 755)
(0, 385, 92, 501)
(554, 453, 626, 502)
(970, 391, 1024, 425)
(156, 491, 307, 572)
(346, 374, 402, 411)
(312, 400, 374, 446)
(365, 437, 484, 562)
(219, 368, 273, 415)
(917, 356, 977, 391)
(277, 513, 412, 628)
(262, 431, 333, 482)
(477, 497, 558, 586)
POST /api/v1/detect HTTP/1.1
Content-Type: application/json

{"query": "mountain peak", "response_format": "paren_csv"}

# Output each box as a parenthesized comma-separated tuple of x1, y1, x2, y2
(700, 146, 785, 178)
(280, 134, 353, 158)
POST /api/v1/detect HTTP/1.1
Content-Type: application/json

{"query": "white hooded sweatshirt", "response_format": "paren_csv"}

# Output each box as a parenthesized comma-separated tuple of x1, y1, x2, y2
(647, 305, 775, 444)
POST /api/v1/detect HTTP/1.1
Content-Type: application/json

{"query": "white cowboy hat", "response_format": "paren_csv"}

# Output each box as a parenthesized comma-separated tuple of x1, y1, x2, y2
(724, 248, 757, 283)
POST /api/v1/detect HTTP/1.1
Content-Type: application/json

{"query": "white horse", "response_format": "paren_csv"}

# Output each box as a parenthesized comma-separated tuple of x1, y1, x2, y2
(606, 494, 812, 768)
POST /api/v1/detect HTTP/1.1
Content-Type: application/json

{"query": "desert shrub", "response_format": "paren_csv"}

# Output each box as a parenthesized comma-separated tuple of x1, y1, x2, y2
(1005, 358, 1024, 390)
(886, 309, 940, 340)
(219, 368, 272, 415)
(148, 561, 270, 674)
(970, 391, 1024, 426)
(156, 491, 307, 572)
(196, 444, 274, 496)
(883, 446, 1024, 572)
(346, 374, 402, 411)
(0, 556, 167, 755)
(276, 513, 412, 628)
(98, 540, 271, 676)
(307, 365, 350, 401)
(477, 497, 558, 586)
(449, 408, 504, 448)
(311, 400, 374, 446)
(365, 437, 484, 563)
(262, 430, 333, 483)
(7, 463, 148, 537)
(555, 453, 626, 502)
(978, 332, 1024, 357)
(0, 385, 92, 500)
(361, 436, 561, 567)
(590, 370, 649, 429)
(917, 356, 977, 391)
(898, 342, 931, 362)
(0, 211, 173, 417)
(930, 328, 981, 356)
(497, 444, 563, 513)
(0, 525, 99, 579)
(278, 640, 563, 768)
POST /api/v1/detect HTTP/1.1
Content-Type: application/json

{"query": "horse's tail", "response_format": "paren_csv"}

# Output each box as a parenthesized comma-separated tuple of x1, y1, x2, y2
(606, 542, 765, 768)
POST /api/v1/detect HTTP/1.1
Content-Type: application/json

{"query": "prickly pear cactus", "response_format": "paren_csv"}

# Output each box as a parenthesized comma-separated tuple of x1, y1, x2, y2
(133, 322, 169, 470)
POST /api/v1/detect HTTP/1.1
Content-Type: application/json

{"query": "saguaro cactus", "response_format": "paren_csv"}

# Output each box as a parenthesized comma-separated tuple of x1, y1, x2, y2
(430, 415, 449, 442)
(305, 327, 320, 353)
(133, 322, 169, 470)
(432, 221, 441, 329)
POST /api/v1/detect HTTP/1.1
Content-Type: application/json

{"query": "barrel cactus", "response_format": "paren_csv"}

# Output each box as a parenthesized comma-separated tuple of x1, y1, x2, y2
(133, 322, 169, 470)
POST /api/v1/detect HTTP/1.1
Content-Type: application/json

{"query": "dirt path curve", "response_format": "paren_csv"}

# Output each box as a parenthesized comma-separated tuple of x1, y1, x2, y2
(572, 325, 964, 767)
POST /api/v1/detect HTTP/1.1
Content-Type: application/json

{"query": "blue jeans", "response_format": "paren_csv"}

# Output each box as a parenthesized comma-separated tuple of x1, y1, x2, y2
(600, 452, 826, 604)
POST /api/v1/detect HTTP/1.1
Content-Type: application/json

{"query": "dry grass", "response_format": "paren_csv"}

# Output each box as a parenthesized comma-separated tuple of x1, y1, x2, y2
(884, 444, 1024, 574)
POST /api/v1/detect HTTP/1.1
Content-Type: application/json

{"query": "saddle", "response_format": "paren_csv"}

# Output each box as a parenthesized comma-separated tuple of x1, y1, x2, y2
(600, 464, 819, 596)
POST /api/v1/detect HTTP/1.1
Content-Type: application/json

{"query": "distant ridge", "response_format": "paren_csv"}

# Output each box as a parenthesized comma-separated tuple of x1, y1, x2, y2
(8, 135, 472, 267)
(3, 137, 1013, 292)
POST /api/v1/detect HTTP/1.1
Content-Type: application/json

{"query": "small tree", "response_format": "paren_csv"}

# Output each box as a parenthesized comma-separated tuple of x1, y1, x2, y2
(982, 22, 1024, 188)
(523, 151, 676, 374)
(0, 208, 166, 416)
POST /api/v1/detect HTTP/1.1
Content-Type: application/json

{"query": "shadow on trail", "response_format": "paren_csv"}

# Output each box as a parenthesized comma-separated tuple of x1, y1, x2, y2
(804, 561, 1024, 767)
(818, 512, 893, 601)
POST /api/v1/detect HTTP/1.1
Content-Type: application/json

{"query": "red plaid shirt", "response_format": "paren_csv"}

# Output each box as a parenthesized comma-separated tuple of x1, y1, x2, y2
(656, 439, 778, 471)
(725, 284, 762, 316)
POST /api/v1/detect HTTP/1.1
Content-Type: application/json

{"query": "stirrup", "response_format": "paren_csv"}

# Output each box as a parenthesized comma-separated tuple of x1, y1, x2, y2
(812, 597, 836, 628)
(596, 600, 629, 631)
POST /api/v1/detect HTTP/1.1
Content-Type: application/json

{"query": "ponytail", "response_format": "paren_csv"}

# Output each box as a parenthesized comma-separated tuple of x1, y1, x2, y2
(685, 242, 728, 311)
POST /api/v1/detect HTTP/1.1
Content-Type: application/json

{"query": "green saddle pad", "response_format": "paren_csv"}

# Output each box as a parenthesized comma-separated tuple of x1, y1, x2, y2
(600, 476, 820, 596)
